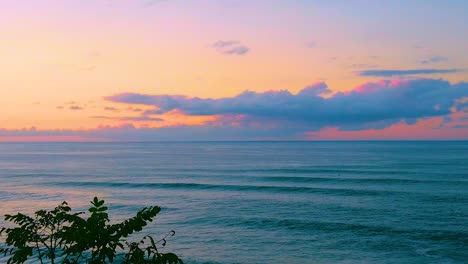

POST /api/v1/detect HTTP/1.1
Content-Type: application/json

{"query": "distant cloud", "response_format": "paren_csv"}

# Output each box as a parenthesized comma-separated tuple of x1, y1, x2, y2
(223, 46, 249, 55)
(92, 115, 164, 121)
(420, 56, 449, 65)
(106, 79, 467, 131)
(104, 107, 119, 112)
(350, 63, 378, 69)
(323, 57, 338, 64)
(61, 101, 88, 109)
(127, 107, 143, 112)
(69, 106, 84, 110)
(213, 40, 239, 48)
(213, 40, 250, 55)
(358, 68, 460, 77)
(306, 42, 316, 48)
(143, 0, 168, 6)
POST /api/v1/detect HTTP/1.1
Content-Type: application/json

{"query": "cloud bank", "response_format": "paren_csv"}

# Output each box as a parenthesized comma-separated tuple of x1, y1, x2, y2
(2, 79, 467, 141)
(106, 79, 467, 131)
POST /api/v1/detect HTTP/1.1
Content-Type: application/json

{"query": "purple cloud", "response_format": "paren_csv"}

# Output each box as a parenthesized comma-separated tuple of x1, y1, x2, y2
(420, 56, 449, 65)
(213, 40, 250, 55)
(105, 79, 467, 130)
(223, 46, 249, 55)
(213, 40, 239, 48)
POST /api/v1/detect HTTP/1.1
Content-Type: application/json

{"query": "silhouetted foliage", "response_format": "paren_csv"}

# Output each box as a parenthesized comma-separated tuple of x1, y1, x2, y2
(0, 197, 182, 264)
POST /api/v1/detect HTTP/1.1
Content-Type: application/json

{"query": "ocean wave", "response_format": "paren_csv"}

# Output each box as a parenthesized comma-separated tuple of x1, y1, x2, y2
(46, 181, 461, 199)
(220, 217, 468, 244)
(260, 176, 467, 185)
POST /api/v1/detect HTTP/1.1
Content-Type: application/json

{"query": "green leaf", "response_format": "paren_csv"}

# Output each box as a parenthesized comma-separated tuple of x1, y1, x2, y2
(0, 196, 180, 264)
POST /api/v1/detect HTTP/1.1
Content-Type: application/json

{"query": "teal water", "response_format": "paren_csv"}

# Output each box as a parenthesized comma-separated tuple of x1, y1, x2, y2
(0, 141, 467, 263)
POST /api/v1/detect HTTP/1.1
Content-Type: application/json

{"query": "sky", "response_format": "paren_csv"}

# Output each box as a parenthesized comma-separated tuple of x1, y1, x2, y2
(0, 0, 467, 141)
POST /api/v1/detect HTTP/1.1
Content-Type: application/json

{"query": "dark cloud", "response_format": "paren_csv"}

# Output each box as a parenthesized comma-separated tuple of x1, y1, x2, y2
(105, 79, 468, 130)
(358, 69, 460, 77)
(213, 40, 250, 55)
(420, 56, 449, 65)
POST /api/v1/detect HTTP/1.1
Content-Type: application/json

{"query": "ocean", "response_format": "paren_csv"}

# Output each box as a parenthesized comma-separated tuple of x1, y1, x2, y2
(0, 141, 467, 263)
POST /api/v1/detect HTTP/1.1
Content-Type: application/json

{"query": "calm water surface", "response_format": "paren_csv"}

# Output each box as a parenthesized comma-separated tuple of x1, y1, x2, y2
(0, 142, 467, 263)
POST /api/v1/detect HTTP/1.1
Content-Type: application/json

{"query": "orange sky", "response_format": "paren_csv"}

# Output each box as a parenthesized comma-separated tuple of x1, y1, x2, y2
(1, 1, 467, 140)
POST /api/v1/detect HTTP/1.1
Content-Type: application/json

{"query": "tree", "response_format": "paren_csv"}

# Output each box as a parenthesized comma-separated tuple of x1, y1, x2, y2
(0, 197, 183, 264)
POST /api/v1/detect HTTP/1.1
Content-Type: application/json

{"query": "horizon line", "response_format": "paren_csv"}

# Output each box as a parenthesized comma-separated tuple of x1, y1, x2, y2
(0, 139, 466, 143)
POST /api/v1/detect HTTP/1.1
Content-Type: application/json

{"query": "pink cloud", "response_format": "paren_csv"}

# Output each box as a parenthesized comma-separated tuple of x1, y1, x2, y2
(349, 79, 407, 93)
(306, 114, 467, 140)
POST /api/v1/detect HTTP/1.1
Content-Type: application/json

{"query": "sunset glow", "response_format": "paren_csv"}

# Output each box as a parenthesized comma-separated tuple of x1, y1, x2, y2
(1, 0, 467, 141)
